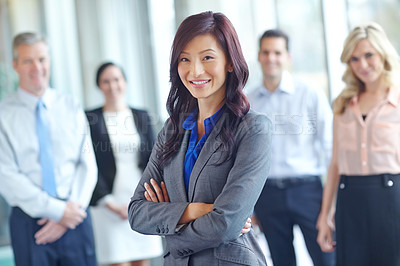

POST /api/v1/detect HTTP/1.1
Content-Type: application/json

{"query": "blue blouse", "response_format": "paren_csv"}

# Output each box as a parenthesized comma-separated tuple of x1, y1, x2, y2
(182, 106, 225, 195)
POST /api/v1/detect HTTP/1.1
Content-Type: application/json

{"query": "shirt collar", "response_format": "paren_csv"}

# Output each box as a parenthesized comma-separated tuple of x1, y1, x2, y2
(350, 86, 400, 107)
(182, 105, 225, 136)
(182, 108, 198, 131)
(258, 70, 295, 96)
(17, 87, 54, 111)
(278, 70, 295, 94)
(387, 86, 400, 106)
(349, 94, 358, 105)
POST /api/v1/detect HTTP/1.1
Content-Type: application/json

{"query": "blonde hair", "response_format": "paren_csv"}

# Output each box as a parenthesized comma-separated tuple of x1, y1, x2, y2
(334, 22, 400, 114)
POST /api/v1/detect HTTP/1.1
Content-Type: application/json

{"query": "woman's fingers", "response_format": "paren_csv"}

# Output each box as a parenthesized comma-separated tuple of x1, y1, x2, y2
(316, 222, 336, 252)
(150, 178, 164, 202)
(144, 191, 152, 201)
(144, 179, 170, 203)
(245, 217, 252, 228)
(144, 182, 158, 202)
(161, 181, 170, 202)
(239, 217, 252, 236)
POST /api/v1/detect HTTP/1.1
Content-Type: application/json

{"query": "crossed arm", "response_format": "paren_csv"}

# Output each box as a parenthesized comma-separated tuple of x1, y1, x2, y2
(143, 178, 252, 235)
(129, 115, 271, 257)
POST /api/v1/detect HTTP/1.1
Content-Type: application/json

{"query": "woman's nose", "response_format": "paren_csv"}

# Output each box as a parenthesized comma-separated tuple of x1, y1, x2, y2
(359, 58, 368, 68)
(190, 60, 204, 77)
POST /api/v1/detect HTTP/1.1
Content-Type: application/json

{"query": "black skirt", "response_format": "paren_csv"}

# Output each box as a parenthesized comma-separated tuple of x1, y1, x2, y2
(336, 173, 400, 266)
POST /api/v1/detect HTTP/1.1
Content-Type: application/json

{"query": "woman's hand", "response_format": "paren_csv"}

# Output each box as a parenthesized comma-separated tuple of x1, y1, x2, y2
(144, 178, 170, 202)
(316, 213, 336, 252)
(144, 179, 254, 234)
(239, 217, 252, 237)
(144, 179, 213, 224)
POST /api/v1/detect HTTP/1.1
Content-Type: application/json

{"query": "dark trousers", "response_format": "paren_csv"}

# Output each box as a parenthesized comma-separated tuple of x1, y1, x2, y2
(255, 176, 335, 266)
(336, 174, 400, 266)
(10, 207, 97, 266)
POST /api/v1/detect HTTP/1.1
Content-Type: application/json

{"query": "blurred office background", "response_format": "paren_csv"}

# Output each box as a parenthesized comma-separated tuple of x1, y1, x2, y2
(0, 0, 399, 265)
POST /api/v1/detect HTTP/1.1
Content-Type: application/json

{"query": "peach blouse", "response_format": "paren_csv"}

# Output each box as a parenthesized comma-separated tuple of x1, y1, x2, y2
(333, 86, 400, 175)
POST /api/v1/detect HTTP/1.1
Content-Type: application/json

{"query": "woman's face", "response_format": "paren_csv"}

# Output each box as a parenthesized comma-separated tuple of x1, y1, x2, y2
(349, 39, 384, 87)
(98, 65, 126, 103)
(178, 34, 231, 105)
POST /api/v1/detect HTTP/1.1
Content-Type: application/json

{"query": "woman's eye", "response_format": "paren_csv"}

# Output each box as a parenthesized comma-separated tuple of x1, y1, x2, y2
(365, 52, 373, 58)
(180, 57, 189, 62)
(350, 57, 358, 62)
(203, 56, 213, 60)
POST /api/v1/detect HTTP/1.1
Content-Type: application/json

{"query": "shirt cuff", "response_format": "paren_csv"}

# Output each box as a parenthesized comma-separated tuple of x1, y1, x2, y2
(175, 224, 186, 233)
(44, 197, 67, 222)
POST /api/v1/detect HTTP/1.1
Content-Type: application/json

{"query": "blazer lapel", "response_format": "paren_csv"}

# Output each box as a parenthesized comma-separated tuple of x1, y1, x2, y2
(187, 112, 227, 201)
(165, 130, 190, 202)
(97, 109, 116, 182)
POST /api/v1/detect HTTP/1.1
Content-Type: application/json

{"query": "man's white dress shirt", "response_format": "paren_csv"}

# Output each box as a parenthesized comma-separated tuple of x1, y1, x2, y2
(0, 88, 97, 221)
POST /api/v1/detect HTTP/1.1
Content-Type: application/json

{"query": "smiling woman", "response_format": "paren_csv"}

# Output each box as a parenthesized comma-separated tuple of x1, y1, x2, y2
(348, 39, 385, 89)
(86, 62, 163, 266)
(317, 22, 400, 266)
(128, 11, 272, 266)
(177, 34, 232, 117)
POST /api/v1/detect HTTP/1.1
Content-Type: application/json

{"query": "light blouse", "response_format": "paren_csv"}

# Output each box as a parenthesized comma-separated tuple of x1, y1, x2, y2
(333, 86, 400, 175)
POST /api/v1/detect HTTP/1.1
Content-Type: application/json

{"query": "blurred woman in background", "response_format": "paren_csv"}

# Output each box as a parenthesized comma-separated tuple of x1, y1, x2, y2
(317, 22, 400, 266)
(87, 62, 163, 266)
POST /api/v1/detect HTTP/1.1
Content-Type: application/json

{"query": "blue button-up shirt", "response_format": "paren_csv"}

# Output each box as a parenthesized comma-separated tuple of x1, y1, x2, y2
(247, 71, 333, 178)
(182, 106, 224, 194)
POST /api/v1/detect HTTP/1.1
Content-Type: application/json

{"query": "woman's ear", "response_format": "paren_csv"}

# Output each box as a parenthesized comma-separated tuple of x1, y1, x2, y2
(227, 64, 233, 72)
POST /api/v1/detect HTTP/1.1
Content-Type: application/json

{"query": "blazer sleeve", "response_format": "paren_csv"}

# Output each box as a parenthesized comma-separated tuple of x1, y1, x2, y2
(166, 113, 272, 258)
(128, 119, 190, 234)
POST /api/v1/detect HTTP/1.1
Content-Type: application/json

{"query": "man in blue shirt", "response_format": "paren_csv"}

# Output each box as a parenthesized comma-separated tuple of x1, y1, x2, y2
(0, 32, 97, 266)
(247, 29, 335, 266)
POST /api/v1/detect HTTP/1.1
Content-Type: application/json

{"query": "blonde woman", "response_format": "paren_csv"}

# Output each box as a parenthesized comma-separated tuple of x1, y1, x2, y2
(316, 22, 400, 266)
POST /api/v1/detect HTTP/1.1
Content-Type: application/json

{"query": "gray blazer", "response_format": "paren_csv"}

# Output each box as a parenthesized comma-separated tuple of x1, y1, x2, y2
(128, 109, 272, 266)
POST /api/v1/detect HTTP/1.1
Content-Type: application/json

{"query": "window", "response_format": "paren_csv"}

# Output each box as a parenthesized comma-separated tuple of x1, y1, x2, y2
(347, 0, 400, 52)
(276, 0, 329, 96)
(0, 0, 17, 101)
